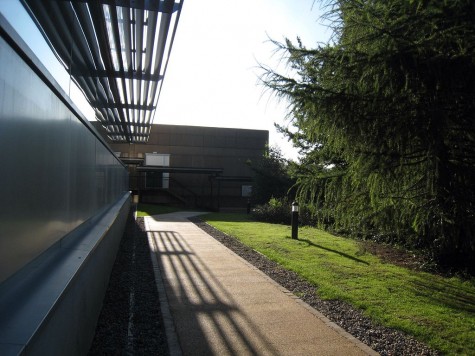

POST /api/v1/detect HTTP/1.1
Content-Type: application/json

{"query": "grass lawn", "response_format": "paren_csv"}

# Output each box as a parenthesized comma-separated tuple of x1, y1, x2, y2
(202, 213, 475, 356)
(135, 203, 184, 217)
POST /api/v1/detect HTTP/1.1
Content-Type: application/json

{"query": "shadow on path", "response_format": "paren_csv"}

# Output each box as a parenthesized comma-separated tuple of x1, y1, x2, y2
(148, 227, 282, 356)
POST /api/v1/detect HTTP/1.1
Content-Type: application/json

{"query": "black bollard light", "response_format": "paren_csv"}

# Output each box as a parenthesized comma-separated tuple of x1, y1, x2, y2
(291, 201, 299, 239)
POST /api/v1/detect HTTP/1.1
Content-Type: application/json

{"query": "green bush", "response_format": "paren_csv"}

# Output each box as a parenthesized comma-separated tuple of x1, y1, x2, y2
(251, 197, 291, 224)
(251, 197, 318, 226)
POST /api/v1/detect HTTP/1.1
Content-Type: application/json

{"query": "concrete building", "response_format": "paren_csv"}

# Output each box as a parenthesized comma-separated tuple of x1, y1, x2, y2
(93, 122, 269, 212)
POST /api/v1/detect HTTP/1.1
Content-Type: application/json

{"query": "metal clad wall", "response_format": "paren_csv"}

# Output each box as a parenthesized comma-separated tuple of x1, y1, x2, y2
(0, 35, 127, 283)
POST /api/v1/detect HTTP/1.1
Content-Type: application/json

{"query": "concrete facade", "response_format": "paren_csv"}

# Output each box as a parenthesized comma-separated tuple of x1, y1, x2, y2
(93, 123, 269, 211)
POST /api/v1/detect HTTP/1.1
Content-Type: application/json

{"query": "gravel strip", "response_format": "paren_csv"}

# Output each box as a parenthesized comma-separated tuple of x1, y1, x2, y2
(89, 213, 168, 355)
(189, 217, 440, 356)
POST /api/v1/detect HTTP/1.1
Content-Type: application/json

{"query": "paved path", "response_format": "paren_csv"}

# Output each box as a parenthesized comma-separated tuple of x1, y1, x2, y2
(144, 212, 378, 356)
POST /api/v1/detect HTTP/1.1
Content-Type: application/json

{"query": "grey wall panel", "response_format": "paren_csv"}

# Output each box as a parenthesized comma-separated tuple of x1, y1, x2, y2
(0, 34, 127, 283)
(0, 36, 71, 282)
(0, 193, 131, 355)
(69, 117, 98, 227)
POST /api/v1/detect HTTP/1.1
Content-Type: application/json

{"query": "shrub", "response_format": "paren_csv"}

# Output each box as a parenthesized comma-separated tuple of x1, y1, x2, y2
(251, 197, 318, 226)
(251, 197, 291, 224)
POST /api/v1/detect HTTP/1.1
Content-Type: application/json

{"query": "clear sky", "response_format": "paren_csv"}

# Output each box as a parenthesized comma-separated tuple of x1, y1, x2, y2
(155, 0, 331, 160)
(0, 0, 331, 160)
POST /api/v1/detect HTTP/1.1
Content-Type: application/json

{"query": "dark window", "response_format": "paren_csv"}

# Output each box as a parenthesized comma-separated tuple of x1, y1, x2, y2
(145, 172, 162, 189)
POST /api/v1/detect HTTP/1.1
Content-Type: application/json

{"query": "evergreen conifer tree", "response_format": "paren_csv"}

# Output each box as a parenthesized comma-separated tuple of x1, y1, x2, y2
(262, 0, 475, 270)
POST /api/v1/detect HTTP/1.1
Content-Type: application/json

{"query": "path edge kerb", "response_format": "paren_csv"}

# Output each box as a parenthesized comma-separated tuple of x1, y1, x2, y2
(144, 217, 183, 356)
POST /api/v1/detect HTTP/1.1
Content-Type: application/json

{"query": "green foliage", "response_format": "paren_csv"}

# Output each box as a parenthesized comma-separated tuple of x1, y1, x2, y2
(261, 0, 475, 271)
(247, 145, 296, 205)
(251, 197, 319, 226)
(251, 197, 292, 224)
(203, 213, 475, 355)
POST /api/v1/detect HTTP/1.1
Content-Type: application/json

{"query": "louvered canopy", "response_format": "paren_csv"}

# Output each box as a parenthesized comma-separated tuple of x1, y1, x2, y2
(21, 0, 184, 143)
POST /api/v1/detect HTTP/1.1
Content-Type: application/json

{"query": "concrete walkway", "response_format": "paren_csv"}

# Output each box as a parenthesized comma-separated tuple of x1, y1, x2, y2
(144, 212, 378, 356)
